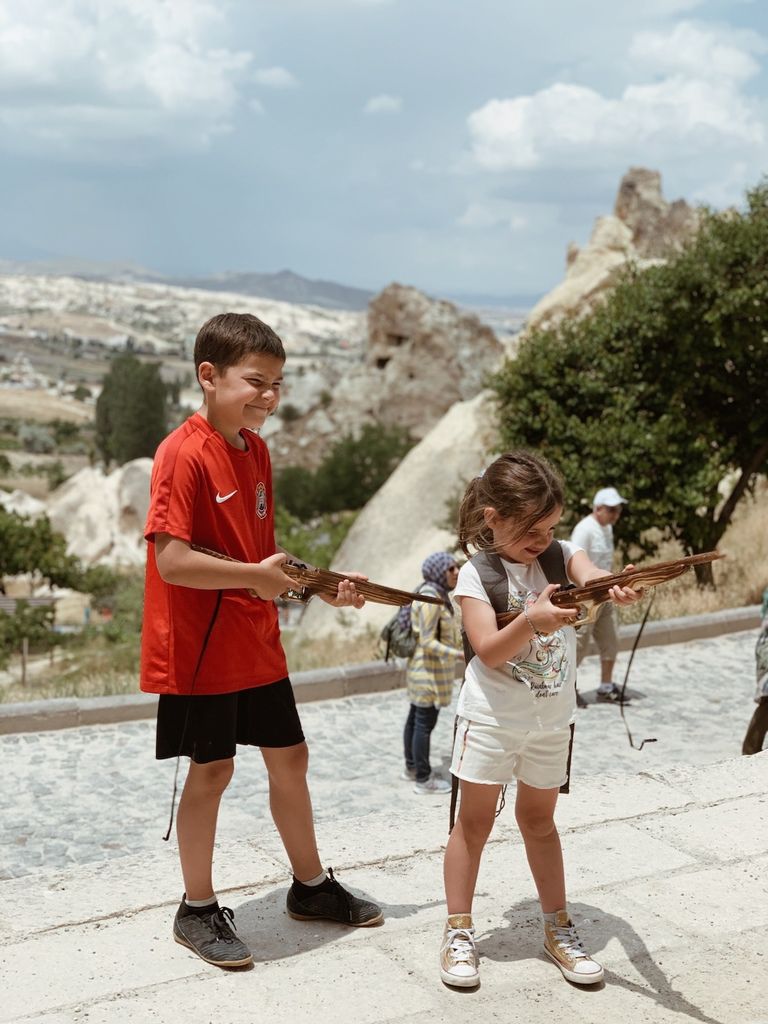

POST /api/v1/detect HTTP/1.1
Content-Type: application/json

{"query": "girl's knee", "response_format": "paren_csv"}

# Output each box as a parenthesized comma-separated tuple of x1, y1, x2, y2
(516, 806, 556, 840)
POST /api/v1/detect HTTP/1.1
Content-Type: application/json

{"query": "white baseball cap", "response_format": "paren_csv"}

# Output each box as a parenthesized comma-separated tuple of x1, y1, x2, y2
(593, 486, 628, 507)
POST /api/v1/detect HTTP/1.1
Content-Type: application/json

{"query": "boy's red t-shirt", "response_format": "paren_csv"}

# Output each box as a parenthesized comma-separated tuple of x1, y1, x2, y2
(140, 413, 288, 695)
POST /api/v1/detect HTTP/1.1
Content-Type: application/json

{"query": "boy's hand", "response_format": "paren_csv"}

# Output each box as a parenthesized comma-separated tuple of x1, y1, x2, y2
(319, 571, 367, 609)
(527, 583, 580, 634)
(608, 564, 645, 605)
(252, 552, 295, 601)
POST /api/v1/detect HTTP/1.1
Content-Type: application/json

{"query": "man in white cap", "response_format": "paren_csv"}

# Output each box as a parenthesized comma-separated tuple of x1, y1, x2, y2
(570, 487, 629, 704)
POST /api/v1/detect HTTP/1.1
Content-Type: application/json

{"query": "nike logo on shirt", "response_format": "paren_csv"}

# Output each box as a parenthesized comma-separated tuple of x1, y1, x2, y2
(215, 490, 238, 504)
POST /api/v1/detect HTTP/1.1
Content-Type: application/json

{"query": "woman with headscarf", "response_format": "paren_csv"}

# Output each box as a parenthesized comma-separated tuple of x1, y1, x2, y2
(402, 551, 463, 794)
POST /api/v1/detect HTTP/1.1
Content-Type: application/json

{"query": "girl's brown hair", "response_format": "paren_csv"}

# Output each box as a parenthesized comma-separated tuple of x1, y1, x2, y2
(457, 450, 565, 555)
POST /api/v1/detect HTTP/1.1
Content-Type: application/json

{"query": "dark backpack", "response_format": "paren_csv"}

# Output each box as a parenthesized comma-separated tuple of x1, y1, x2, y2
(449, 541, 575, 831)
(380, 583, 441, 662)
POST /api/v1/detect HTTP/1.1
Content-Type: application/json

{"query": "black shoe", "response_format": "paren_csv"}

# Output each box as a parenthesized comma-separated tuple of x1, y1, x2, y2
(595, 685, 631, 705)
(576, 690, 589, 709)
(286, 867, 383, 926)
(173, 899, 253, 967)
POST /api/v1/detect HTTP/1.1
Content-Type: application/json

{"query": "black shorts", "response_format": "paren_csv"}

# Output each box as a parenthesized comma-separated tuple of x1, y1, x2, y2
(155, 677, 304, 763)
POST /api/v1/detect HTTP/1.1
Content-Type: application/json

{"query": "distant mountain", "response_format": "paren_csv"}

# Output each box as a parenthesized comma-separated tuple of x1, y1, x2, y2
(168, 269, 374, 311)
(0, 258, 374, 312)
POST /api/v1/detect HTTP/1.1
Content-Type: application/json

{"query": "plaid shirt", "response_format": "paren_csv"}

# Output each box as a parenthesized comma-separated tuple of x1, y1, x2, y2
(406, 585, 462, 707)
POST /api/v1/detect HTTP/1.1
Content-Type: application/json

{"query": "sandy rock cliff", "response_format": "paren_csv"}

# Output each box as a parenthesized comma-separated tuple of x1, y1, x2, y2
(526, 167, 698, 333)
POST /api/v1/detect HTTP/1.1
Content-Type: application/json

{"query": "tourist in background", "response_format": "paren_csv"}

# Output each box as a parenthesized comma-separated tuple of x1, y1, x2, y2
(570, 487, 630, 704)
(742, 585, 768, 755)
(402, 552, 462, 795)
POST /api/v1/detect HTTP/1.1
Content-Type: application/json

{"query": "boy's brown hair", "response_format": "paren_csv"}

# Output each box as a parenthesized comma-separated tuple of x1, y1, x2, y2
(194, 312, 286, 372)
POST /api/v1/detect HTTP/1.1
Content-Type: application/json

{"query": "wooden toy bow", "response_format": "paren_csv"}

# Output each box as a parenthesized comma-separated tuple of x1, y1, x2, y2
(190, 544, 443, 606)
(496, 550, 725, 630)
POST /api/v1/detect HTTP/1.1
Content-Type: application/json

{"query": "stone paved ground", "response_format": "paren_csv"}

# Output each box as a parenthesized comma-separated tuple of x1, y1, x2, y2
(1, 629, 759, 881)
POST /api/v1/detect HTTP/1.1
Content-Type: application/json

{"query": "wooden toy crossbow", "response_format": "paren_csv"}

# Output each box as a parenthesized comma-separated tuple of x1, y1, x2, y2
(190, 544, 443, 606)
(496, 550, 725, 629)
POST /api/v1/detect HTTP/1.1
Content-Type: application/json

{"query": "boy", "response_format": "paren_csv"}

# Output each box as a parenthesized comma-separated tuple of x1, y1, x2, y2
(140, 312, 382, 969)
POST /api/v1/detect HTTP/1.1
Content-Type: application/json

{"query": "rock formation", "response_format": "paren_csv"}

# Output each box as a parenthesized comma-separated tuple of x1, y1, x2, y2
(0, 459, 152, 569)
(525, 168, 698, 334)
(265, 285, 503, 466)
(293, 392, 496, 640)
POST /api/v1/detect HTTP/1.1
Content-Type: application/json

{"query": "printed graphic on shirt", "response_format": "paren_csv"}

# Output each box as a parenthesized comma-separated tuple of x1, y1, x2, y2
(256, 481, 268, 519)
(507, 590, 568, 698)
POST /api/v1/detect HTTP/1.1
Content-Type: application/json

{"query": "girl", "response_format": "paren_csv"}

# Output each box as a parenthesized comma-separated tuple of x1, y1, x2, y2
(440, 451, 642, 989)
(402, 552, 463, 794)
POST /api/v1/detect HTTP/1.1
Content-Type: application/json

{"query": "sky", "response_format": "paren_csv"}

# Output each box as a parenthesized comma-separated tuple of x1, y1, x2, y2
(1, 0, 767, 302)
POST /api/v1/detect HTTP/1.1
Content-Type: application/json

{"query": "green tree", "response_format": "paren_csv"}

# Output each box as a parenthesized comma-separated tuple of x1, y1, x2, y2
(0, 509, 83, 587)
(95, 353, 167, 466)
(313, 423, 414, 514)
(274, 465, 318, 520)
(492, 181, 768, 583)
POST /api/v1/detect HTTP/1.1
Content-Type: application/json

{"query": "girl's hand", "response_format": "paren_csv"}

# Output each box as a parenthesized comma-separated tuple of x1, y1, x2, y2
(320, 571, 367, 609)
(527, 583, 581, 635)
(608, 564, 645, 605)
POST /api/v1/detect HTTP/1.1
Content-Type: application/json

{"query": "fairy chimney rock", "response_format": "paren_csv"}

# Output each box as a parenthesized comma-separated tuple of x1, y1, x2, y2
(526, 167, 699, 333)
(364, 284, 503, 435)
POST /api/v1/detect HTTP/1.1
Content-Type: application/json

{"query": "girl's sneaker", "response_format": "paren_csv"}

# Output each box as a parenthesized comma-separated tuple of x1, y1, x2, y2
(440, 914, 480, 987)
(543, 910, 604, 984)
(400, 767, 417, 781)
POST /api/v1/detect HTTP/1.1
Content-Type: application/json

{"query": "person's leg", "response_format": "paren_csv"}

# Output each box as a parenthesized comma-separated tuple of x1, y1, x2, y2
(742, 697, 768, 755)
(260, 742, 323, 881)
(594, 605, 619, 690)
(413, 704, 440, 783)
(403, 703, 417, 773)
(514, 782, 564, 912)
(440, 780, 499, 988)
(444, 780, 501, 913)
(177, 757, 234, 901)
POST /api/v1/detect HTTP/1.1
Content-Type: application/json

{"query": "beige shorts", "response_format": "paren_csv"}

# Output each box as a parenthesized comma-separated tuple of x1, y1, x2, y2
(450, 716, 571, 790)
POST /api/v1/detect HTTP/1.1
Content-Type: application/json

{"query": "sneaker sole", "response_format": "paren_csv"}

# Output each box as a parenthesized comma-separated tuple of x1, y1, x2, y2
(173, 931, 253, 968)
(543, 946, 603, 985)
(286, 908, 384, 927)
(440, 967, 480, 988)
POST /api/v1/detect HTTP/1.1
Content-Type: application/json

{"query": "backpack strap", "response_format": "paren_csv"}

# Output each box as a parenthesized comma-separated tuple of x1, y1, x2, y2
(537, 539, 569, 587)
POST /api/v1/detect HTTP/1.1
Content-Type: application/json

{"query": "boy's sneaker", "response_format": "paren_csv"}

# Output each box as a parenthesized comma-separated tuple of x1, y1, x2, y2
(596, 684, 631, 705)
(400, 767, 417, 781)
(413, 776, 452, 795)
(286, 867, 383, 926)
(543, 910, 604, 985)
(173, 899, 252, 968)
(440, 914, 479, 988)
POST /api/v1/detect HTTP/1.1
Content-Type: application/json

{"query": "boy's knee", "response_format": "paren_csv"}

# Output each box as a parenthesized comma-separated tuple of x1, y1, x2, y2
(189, 758, 234, 794)
(267, 742, 309, 783)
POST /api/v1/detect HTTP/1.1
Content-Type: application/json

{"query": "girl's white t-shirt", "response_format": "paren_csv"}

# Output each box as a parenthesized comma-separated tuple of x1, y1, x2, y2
(454, 541, 582, 732)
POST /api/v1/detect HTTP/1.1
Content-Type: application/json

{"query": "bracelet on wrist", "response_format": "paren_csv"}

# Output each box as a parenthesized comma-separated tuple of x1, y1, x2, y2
(523, 605, 543, 640)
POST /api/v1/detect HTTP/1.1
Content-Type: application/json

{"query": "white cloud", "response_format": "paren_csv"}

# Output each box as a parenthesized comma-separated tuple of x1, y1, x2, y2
(467, 21, 767, 172)
(363, 93, 402, 114)
(253, 66, 299, 89)
(458, 200, 528, 232)
(0, 0, 253, 153)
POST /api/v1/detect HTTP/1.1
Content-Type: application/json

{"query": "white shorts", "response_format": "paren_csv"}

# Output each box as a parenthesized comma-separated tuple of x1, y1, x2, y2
(450, 716, 572, 790)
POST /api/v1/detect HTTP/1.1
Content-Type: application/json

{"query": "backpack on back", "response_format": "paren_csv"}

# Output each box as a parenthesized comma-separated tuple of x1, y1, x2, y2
(380, 583, 441, 662)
